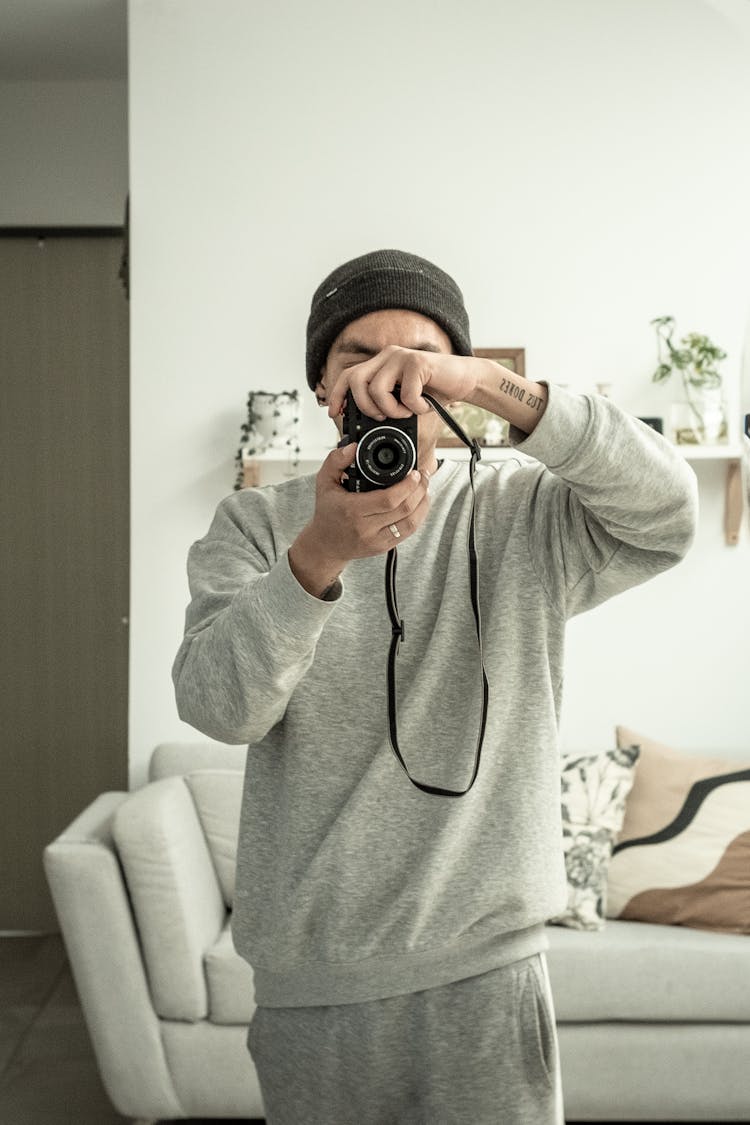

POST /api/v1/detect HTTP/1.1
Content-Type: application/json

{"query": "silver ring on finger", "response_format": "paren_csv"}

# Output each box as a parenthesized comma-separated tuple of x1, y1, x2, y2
(388, 523, 401, 540)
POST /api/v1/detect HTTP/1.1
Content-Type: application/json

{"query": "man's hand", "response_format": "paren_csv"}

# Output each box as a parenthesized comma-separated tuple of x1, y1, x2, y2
(325, 344, 549, 436)
(288, 443, 431, 598)
(326, 346, 479, 422)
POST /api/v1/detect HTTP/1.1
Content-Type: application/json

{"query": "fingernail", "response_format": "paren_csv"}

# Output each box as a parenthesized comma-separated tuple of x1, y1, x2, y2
(410, 470, 421, 482)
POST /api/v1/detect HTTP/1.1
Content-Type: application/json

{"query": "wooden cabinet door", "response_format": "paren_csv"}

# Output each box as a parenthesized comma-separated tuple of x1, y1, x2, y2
(0, 233, 129, 931)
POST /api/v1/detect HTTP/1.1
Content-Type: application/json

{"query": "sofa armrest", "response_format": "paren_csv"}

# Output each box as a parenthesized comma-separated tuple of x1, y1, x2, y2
(44, 793, 185, 1121)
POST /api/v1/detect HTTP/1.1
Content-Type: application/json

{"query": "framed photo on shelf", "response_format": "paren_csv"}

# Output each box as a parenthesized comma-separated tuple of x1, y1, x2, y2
(438, 348, 526, 447)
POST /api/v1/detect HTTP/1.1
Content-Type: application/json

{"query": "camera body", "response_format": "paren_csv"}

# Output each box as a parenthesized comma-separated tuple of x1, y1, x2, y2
(341, 388, 418, 492)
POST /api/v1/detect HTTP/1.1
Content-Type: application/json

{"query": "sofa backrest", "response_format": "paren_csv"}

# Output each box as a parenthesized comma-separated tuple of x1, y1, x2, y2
(185, 769, 243, 905)
(112, 768, 244, 1021)
(149, 740, 247, 780)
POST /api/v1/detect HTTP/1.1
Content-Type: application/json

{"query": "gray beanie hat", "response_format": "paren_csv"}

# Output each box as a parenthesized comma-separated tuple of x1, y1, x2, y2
(306, 249, 472, 390)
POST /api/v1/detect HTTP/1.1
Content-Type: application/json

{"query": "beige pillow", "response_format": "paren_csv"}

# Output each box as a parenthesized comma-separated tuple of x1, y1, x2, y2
(606, 727, 750, 934)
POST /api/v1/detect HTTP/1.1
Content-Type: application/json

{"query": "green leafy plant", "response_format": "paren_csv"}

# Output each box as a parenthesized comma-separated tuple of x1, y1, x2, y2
(650, 316, 727, 442)
(651, 316, 725, 391)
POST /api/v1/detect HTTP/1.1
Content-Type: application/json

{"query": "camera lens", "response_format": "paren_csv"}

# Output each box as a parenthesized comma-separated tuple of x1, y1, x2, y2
(374, 444, 397, 468)
(356, 426, 417, 488)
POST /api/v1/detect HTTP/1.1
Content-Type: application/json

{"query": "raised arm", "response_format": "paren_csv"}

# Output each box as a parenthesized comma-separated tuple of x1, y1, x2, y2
(510, 385, 699, 616)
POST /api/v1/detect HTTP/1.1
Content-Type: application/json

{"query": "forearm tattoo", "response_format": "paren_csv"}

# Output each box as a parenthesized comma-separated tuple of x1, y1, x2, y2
(499, 376, 544, 412)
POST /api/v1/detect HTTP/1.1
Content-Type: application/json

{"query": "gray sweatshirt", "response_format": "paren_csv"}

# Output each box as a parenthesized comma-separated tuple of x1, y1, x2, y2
(173, 386, 697, 1007)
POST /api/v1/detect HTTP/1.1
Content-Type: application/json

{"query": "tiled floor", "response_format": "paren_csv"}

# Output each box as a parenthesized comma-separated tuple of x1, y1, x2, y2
(0, 933, 121, 1123)
(0, 934, 262, 1124)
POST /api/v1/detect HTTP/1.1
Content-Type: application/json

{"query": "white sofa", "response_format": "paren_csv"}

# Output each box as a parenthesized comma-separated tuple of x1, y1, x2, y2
(44, 742, 750, 1123)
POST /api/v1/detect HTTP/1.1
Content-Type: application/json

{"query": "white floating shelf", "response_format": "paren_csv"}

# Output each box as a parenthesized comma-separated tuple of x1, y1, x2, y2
(240, 447, 331, 462)
(240, 442, 745, 546)
(241, 443, 743, 464)
(677, 444, 742, 461)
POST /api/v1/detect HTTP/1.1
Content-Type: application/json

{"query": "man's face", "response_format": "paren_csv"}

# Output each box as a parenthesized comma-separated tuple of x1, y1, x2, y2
(316, 308, 453, 459)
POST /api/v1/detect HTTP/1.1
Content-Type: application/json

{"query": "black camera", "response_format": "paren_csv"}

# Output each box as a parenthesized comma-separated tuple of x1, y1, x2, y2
(340, 388, 418, 492)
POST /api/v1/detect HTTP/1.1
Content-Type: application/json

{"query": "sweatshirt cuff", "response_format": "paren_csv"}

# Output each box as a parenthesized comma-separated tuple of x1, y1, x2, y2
(509, 383, 593, 470)
(235, 551, 342, 647)
(279, 548, 343, 606)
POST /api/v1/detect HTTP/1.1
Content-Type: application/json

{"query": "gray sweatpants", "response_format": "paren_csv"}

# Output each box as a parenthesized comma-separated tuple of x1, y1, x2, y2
(247, 953, 564, 1125)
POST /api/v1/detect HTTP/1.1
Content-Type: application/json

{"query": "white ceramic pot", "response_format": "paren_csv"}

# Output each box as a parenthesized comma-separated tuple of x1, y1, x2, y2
(248, 391, 299, 451)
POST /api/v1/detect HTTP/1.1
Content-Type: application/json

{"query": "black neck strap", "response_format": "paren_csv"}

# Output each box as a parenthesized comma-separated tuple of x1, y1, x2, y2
(384, 393, 489, 797)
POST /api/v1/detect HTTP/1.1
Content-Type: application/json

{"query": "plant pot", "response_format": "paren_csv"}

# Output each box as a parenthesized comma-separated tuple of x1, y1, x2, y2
(669, 402, 701, 445)
(670, 389, 726, 445)
(246, 390, 300, 452)
(691, 386, 726, 444)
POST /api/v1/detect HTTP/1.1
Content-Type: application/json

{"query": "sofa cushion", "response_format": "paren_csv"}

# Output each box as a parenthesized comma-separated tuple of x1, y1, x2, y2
(205, 916, 750, 1026)
(186, 770, 243, 907)
(607, 727, 750, 934)
(546, 919, 750, 1022)
(112, 776, 226, 1021)
(551, 746, 640, 932)
(205, 920, 256, 1024)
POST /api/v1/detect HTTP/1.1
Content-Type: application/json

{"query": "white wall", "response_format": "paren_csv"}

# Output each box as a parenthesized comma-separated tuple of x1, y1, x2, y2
(129, 0, 750, 786)
(0, 80, 128, 225)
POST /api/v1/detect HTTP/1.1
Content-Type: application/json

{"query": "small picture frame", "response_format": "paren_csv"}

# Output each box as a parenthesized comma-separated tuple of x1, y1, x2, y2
(438, 348, 526, 447)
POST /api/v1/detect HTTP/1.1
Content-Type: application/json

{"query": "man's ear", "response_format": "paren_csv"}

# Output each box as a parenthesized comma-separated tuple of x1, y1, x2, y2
(315, 379, 327, 406)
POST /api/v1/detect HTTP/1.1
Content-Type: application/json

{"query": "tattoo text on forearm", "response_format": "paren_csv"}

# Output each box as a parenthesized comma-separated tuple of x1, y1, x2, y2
(499, 377, 544, 412)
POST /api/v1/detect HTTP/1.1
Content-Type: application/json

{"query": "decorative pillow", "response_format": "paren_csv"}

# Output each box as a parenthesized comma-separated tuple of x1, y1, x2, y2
(606, 727, 750, 934)
(550, 745, 641, 931)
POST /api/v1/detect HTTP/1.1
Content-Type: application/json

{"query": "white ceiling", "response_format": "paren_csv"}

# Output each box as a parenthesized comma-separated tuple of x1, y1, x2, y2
(0, 0, 127, 81)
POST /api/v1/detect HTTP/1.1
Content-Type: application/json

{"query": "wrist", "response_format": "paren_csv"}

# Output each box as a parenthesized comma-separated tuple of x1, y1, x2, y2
(469, 360, 548, 434)
(289, 526, 346, 599)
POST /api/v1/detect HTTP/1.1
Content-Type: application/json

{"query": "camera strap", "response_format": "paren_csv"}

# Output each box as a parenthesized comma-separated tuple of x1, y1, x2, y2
(384, 392, 489, 797)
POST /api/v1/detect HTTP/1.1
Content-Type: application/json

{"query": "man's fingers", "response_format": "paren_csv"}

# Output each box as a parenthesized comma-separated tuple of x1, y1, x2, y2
(328, 348, 424, 421)
(367, 370, 414, 419)
(367, 350, 431, 417)
(345, 370, 389, 420)
(327, 358, 386, 419)
(325, 370, 348, 418)
(377, 483, 431, 543)
(321, 442, 356, 484)
(360, 470, 426, 517)
(396, 366, 432, 415)
(402, 488, 431, 532)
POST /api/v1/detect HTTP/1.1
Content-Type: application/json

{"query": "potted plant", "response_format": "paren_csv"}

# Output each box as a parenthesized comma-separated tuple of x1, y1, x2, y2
(234, 390, 300, 489)
(650, 315, 727, 444)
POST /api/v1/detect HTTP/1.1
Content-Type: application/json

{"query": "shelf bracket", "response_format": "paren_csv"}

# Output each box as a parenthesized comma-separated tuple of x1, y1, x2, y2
(241, 459, 261, 489)
(725, 458, 742, 546)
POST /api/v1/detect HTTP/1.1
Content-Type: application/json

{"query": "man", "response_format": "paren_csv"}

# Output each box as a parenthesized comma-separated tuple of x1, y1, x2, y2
(173, 249, 697, 1124)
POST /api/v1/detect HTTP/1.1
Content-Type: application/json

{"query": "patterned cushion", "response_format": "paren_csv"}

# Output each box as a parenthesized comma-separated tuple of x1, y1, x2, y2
(551, 746, 640, 931)
(606, 727, 750, 934)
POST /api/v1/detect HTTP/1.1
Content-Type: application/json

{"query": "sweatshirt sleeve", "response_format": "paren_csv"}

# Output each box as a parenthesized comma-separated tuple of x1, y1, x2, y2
(509, 384, 699, 618)
(172, 490, 341, 744)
